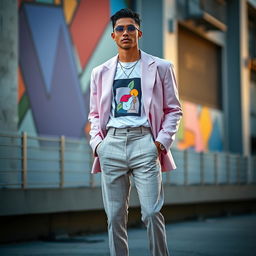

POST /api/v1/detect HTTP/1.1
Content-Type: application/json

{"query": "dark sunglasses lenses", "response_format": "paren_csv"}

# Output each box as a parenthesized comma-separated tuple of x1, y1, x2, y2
(115, 25, 137, 33)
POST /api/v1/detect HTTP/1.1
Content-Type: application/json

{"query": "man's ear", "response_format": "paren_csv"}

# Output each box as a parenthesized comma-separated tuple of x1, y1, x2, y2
(111, 32, 115, 40)
(138, 30, 143, 39)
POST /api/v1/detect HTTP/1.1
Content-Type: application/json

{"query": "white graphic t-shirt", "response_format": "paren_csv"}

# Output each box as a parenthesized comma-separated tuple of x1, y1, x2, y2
(106, 60, 150, 129)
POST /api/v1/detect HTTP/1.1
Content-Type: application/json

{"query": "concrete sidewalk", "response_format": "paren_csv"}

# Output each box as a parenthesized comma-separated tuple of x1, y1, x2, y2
(0, 213, 256, 256)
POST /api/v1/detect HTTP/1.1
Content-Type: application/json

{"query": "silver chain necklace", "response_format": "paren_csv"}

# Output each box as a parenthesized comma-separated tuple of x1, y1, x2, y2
(118, 59, 140, 78)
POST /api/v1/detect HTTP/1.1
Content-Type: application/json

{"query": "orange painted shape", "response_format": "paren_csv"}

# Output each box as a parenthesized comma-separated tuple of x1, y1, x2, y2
(183, 101, 204, 151)
(199, 107, 213, 151)
(178, 130, 195, 150)
(85, 122, 91, 135)
(18, 67, 25, 103)
(63, 0, 78, 24)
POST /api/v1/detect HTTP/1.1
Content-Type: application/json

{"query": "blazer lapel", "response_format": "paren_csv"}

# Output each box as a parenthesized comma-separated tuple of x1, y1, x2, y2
(100, 55, 118, 133)
(141, 51, 157, 120)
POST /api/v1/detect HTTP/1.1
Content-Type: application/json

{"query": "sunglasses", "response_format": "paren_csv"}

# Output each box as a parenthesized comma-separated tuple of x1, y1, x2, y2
(114, 25, 139, 34)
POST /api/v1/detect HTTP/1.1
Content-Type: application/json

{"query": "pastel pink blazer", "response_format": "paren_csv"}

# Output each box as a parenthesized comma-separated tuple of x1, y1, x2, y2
(88, 50, 182, 174)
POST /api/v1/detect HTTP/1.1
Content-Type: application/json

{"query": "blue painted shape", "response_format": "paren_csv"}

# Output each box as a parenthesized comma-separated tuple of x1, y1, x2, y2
(110, 0, 126, 16)
(19, 4, 87, 140)
(209, 119, 223, 151)
(23, 4, 63, 94)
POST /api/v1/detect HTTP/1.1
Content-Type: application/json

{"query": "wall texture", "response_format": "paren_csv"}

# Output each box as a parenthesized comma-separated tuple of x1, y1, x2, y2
(0, 0, 18, 132)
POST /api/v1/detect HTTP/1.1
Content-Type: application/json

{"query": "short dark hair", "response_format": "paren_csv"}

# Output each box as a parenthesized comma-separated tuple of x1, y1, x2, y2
(110, 8, 141, 29)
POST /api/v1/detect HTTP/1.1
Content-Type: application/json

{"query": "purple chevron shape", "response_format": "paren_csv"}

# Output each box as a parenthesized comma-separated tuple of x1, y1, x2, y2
(19, 4, 87, 140)
(24, 4, 61, 94)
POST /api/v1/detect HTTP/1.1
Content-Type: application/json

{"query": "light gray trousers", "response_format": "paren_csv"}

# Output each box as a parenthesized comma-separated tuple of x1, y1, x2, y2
(97, 126, 170, 256)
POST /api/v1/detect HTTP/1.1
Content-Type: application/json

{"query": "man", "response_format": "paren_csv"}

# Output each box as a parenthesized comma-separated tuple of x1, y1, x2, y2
(88, 8, 182, 256)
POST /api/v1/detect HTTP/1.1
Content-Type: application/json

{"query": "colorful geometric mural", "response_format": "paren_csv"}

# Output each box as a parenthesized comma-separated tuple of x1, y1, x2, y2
(18, 0, 126, 139)
(176, 101, 223, 152)
(18, 0, 223, 152)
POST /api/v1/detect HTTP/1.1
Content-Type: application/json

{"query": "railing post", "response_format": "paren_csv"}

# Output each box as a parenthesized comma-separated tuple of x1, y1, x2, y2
(184, 150, 188, 185)
(237, 155, 240, 185)
(200, 152, 204, 185)
(226, 153, 230, 184)
(21, 132, 27, 188)
(247, 155, 252, 184)
(60, 135, 65, 188)
(214, 153, 218, 185)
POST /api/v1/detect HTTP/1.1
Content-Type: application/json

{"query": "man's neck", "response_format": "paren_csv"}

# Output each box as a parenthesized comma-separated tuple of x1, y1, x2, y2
(118, 48, 141, 62)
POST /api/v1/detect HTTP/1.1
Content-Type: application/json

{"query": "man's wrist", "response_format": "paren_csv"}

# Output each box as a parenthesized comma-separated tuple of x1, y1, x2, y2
(155, 141, 165, 152)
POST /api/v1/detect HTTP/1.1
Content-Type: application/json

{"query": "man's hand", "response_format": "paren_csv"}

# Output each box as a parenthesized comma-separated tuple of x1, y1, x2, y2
(154, 141, 165, 155)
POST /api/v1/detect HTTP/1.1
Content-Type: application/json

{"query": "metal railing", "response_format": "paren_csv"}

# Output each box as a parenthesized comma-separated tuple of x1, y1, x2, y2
(0, 131, 255, 189)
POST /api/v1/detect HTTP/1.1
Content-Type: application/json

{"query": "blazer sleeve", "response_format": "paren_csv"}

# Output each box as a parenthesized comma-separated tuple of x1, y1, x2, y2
(88, 68, 103, 156)
(155, 63, 183, 153)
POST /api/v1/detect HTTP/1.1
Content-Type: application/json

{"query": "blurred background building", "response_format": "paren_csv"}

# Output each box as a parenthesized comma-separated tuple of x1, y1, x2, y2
(0, 0, 256, 243)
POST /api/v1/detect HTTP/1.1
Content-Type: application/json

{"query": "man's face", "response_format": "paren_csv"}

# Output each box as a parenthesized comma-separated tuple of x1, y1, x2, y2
(111, 18, 142, 50)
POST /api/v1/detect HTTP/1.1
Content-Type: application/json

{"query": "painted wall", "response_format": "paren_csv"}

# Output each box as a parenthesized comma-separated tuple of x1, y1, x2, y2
(18, 0, 126, 139)
(18, 0, 224, 153)
(174, 101, 223, 152)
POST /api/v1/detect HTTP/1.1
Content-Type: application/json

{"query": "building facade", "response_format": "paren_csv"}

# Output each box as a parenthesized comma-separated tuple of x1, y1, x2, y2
(137, 0, 256, 155)
(0, 0, 255, 161)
